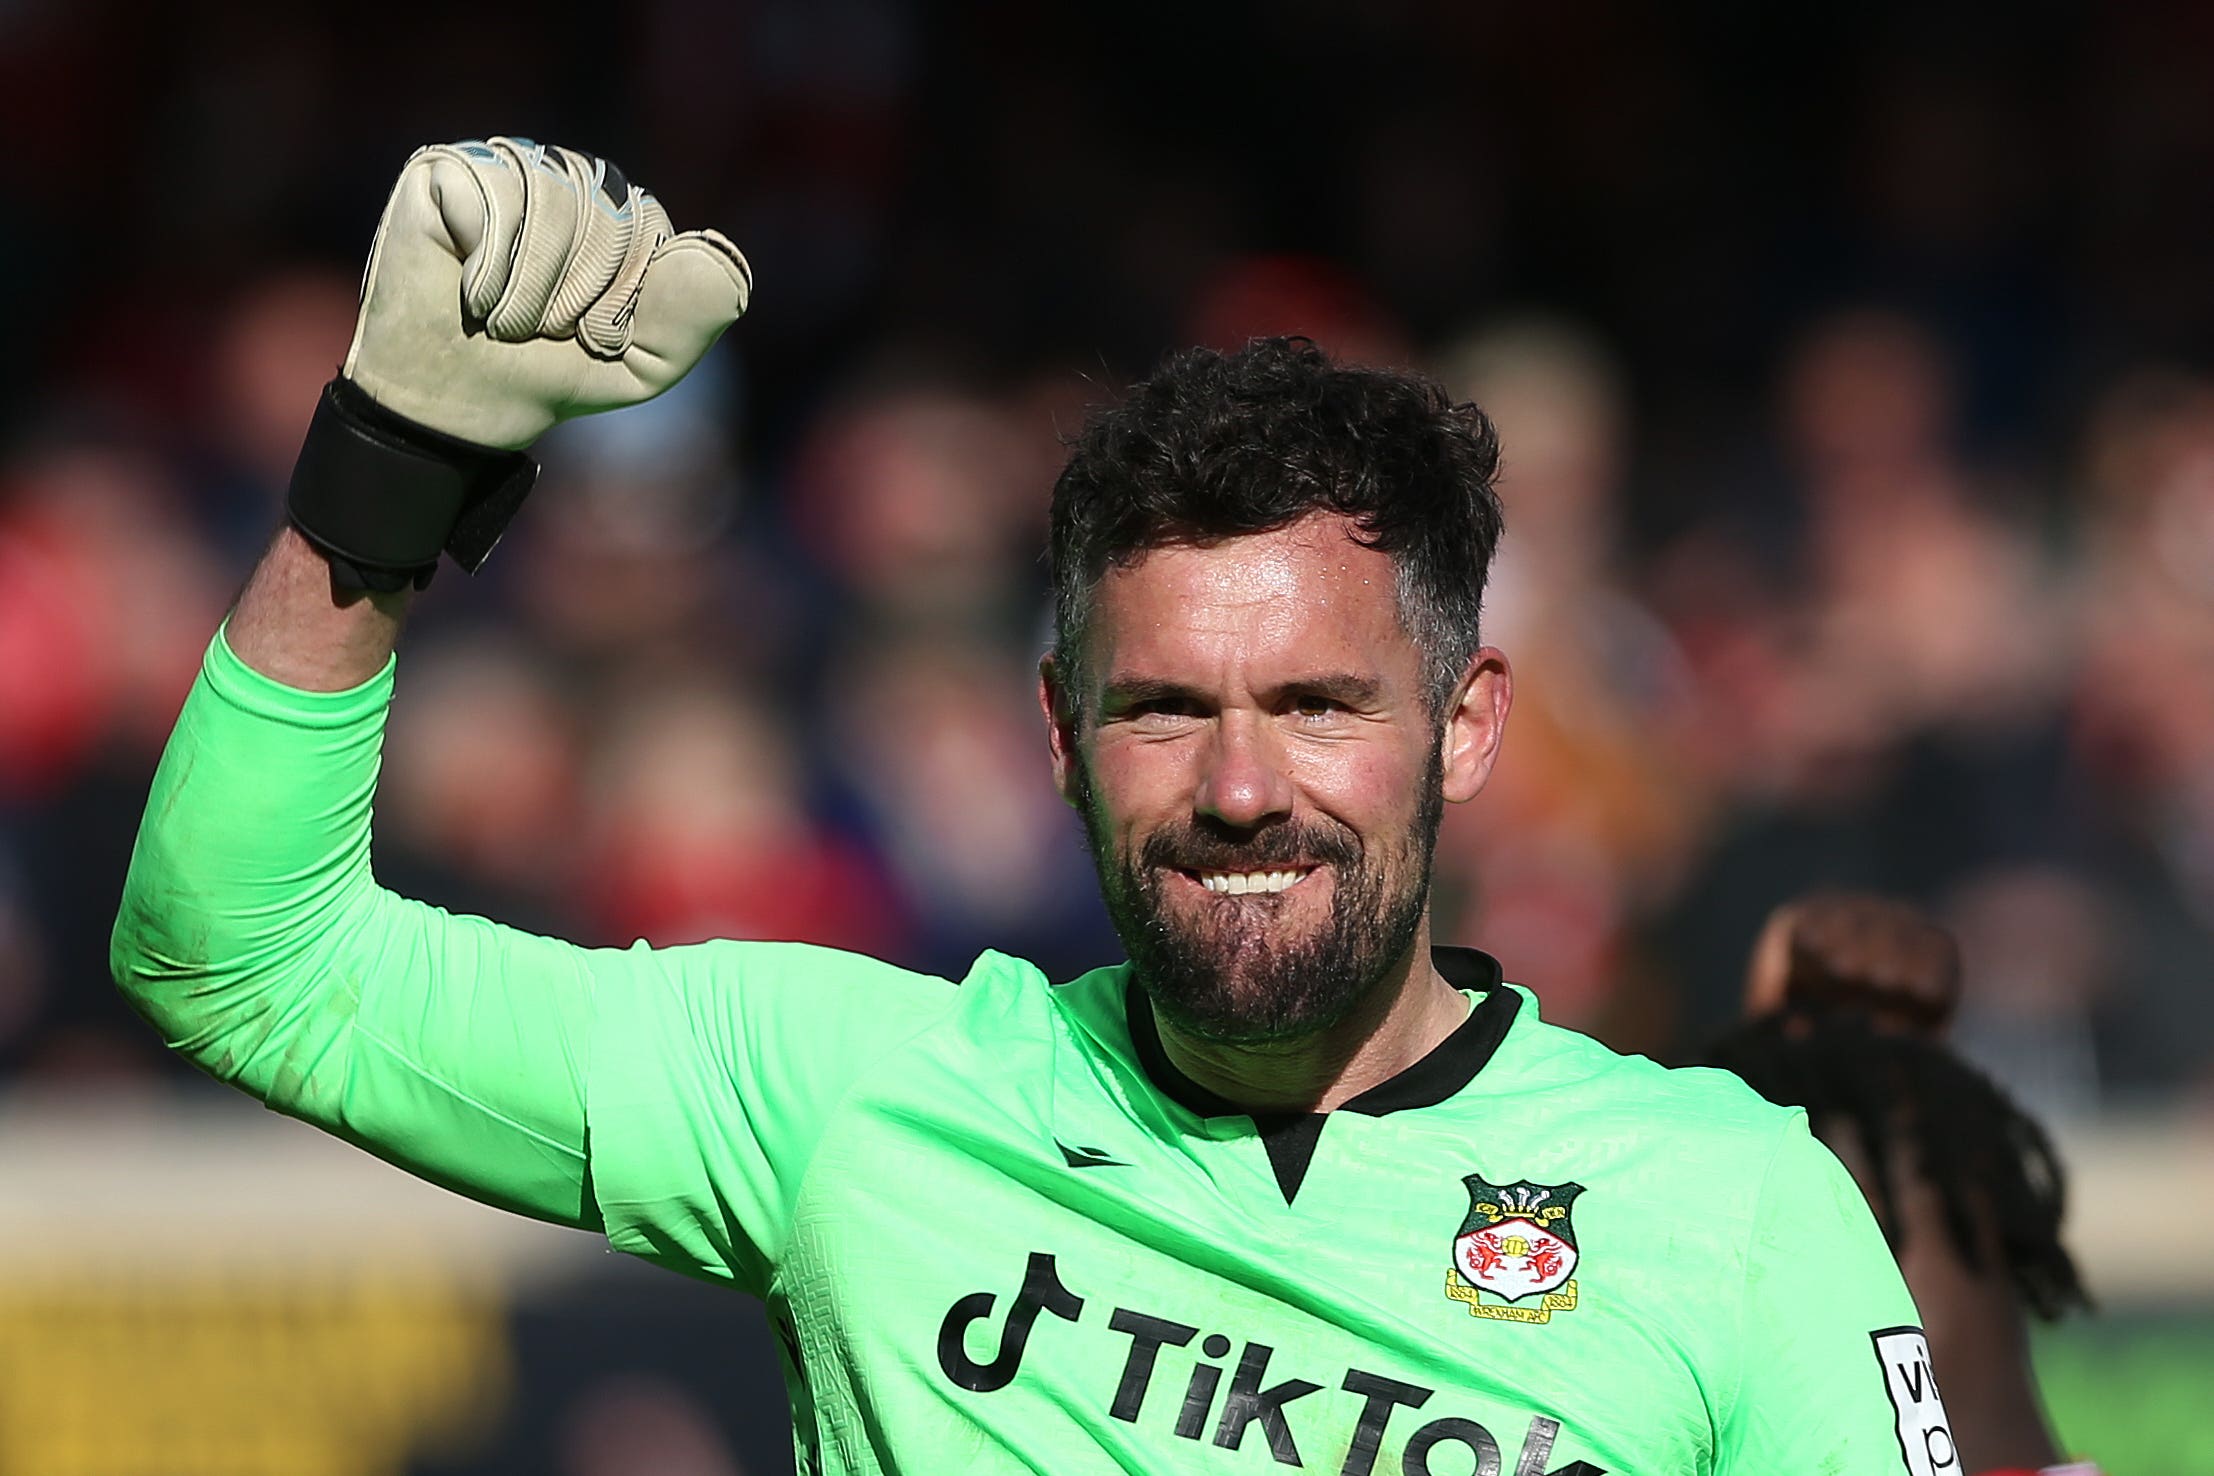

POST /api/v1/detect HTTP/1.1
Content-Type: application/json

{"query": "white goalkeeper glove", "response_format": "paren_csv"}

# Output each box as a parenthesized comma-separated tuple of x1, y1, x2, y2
(346, 136, 750, 449)
(288, 137, 752, 588)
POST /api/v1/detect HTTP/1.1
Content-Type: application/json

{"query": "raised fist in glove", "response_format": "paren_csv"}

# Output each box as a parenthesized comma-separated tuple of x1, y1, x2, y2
(349, 137, 751, 449)
(288, 137, 751, 588)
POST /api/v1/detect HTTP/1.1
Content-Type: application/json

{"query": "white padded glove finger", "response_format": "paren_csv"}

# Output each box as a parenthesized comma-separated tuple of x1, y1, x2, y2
(576, 192, 672, 357)
(343, 136, 751, 450)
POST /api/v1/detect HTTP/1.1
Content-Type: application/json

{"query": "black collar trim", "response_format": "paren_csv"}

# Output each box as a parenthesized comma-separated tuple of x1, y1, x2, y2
(1126, 946, 1519, 1121)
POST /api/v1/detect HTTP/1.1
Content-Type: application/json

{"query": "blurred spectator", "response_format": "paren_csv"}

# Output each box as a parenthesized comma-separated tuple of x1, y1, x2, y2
(1779, 311, 2060, 739)
(1184, 255, 1410, 369)
(1428, 320, 1700, 1049)
(821, 629, 1117, 982)
(2059, 371, 2214, 1107)
(0, 441, 227, 1087)
(786, 374, 1043, 635)
(0, 443, 228, 787)
(211, 270, 360, 496)
(0, 847, 47, 1065)
(1652, 309, 2091, 1055)
(0, 476, 104, 797)
(558, 1376, 750, 1476)
(378, 634, 583, 937)
(577, 671, 908, 956)
(507, 359, 780, 678)
(1946, 869, 2111, 1125)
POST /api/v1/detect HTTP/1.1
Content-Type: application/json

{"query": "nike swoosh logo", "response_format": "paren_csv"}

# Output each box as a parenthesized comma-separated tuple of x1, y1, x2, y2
(1056, 1139, 1129, 1169)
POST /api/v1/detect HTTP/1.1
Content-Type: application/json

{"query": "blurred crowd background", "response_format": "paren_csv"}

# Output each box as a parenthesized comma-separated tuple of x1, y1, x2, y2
(3, 0, 2214, 1468)
(6, 0, 2212, 1119)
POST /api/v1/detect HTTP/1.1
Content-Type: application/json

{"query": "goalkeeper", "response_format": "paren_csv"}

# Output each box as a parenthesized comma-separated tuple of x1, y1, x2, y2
(116, 139, 1956, 1475)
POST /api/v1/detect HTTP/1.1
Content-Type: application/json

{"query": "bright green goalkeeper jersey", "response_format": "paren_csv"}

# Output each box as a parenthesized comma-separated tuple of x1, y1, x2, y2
(112, 632, 1958, 1476)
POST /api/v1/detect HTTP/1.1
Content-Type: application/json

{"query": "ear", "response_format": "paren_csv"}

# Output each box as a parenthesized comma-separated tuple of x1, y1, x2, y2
(1039, 654, 1084, 809)
(1440, 647, 1512, 804)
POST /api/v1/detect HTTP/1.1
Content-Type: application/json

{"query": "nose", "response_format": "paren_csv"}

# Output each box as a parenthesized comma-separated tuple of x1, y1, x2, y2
(1195, 713, 1294, 830)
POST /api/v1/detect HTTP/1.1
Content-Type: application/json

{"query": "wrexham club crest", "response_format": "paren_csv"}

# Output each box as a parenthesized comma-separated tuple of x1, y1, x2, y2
(1445, 1176, 1585, 1324)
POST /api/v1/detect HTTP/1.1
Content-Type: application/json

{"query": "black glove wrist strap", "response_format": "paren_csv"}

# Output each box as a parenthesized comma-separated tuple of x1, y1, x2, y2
(286, 377, 540, 593)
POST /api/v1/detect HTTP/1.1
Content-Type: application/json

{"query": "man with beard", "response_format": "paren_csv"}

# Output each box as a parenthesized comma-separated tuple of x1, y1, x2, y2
(114, 140, 1943, 1474)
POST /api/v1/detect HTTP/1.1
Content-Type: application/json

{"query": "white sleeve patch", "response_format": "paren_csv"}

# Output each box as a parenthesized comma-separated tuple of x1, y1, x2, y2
(1871, 1327, 1959, 1475)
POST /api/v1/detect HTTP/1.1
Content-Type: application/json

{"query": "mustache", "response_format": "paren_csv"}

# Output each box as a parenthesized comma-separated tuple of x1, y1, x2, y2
(1139, 819, 1360, 875)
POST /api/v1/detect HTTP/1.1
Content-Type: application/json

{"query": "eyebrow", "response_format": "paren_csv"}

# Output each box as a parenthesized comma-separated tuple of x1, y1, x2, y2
(1280, 673, 1386, 708)
(1097, 673, 1386, 712)
(1098, 677, 1208, 714)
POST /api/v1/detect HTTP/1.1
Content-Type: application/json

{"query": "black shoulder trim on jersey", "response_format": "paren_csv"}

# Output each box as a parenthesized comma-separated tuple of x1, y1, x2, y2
(1342, 950, 1519, 1117)
(1124, 946, 1519, 1124)
(1432, 944, 1505, 993)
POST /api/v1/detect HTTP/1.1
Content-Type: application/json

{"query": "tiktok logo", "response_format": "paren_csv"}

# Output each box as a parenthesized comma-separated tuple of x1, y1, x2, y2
(935, 1251, 1086, 1392)
(934, 1252, 1605, 1473)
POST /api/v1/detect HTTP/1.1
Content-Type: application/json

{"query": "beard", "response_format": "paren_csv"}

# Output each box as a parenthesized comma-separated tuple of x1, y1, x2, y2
(1077, 745, 1446, 1046)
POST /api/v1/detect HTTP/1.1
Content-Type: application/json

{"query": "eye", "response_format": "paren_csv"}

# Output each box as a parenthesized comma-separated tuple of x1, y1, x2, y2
(1289, 694, 1346, 724)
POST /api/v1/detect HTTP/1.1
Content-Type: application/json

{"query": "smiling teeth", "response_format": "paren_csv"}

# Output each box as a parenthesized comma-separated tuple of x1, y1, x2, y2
(1198, 869, 1308, 895)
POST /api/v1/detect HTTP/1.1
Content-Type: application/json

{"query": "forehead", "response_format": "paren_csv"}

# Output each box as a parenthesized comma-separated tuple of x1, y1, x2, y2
(1086, 512, 1418, 687)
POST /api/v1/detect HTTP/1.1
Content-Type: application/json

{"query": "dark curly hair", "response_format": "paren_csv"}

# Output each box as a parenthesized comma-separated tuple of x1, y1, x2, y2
(1048, 337, 1505, 722)
(1704, 1009, 2089, 1322)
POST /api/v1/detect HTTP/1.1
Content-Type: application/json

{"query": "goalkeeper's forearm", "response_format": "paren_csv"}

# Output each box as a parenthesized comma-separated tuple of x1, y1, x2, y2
(227, 525, 412, 691)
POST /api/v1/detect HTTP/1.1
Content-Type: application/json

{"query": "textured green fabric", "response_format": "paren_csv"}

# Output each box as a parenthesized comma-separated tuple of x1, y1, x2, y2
(113, 631, 1945, 1475)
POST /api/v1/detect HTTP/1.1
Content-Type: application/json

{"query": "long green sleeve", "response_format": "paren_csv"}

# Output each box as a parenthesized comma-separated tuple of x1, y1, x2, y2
(111, 629, 598, 1227)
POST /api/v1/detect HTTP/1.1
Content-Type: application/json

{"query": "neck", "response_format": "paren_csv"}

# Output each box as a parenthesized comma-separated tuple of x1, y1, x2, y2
(1152, 922, 1470, 1113)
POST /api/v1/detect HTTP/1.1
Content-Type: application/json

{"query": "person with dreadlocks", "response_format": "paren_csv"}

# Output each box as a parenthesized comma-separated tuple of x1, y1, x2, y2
(1705, 892, 2097, 1476)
